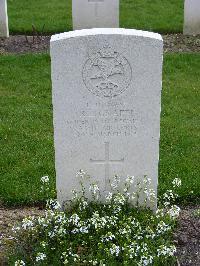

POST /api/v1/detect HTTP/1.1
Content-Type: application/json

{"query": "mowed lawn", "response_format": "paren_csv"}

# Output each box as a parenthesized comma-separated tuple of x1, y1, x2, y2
(0, 53, 199, 206)
(7, 0, 184, 34)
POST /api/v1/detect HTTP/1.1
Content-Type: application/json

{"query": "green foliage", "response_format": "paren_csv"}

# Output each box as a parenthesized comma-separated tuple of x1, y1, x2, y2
(0, 53, 199, 205)
(7, 0, 72, 34)
(160, 54, 200, 203)
(7, 174, 179, 265)
(120, 0, 183, 33)
(7, 0, 183, 34)
(0, 54, 55, 205)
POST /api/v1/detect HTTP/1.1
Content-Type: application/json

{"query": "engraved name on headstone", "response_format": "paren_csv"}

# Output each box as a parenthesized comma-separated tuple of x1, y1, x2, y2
(184, 0, 200, 35)
(72, 0, 119, 30)
(50, 28, 163, 209)
(0, 0, 9, 37)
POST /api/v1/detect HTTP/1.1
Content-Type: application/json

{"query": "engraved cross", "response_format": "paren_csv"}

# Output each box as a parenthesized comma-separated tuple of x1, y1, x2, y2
(90, 142, 124, 189)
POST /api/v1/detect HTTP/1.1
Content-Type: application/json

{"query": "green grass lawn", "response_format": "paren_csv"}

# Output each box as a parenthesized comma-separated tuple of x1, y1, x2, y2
(0, 53, 199, 206)
(7, 0, 184, 34)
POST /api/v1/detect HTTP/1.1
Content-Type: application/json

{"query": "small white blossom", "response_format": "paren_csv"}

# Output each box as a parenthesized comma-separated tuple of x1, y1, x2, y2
(89, 183, 100, 200)
(89, 183, 100, 194)
(105, 192, 113, 202)
(69, 213, 80, 226)
(110, 244, 120, 256)
(126, 175, 134, 183)
(15, 260, 25, 266)
(172, 178, 181, 187)
(156, 221, 171, 235)
(79, 199, 88, 210)
(155, 208, 165, 218)
(76, 169, 87, 179)
(41, 241, 47, 248)
(46, 199, 61, 210)
(101, 232, 115, 242)
(163, 190, 177, 206)
(167, 205, 181, 219)
(36, 252, 46, 262)
(139, 255, 153, 266)
(110, 175, 120, 190)
(21, 217, 34, 230)
(41, 175, 49, 183)
(157, 245, 176, 257)
(71, 189, 78, 200)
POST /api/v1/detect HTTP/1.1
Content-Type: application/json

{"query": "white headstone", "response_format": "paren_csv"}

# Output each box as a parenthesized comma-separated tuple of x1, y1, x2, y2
(0, 0, 9, 37)
(184, 0, 200, 35)
(50, 28, 163, 208)
(72, 0, 119, 30)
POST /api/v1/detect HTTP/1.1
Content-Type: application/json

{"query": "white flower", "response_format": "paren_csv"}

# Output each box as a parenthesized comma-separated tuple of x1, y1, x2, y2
(172, 178, 181, 187)
(157, 245, 176, 257)
(76, 169, 86, 179)
(69, 213, 80, 225)
(89, 183, 100, 200)
(113, 193, 125, 205)
(21, 217, 34, 230)
(110, 244, 120, 256)
(156, 221, 171, 235)
(15, 260, 25, 266)
(125, 175, 135, 185)
(79, 199, 88, 210)
(163, 190, 177, 206)
(46, 199, 61, 210)
(143, 176, 152, 185)
(71, 189, 78, 199)
(110, 175, 120, 190)
(155, 208, 164, 218)
(101, 232, 115, 242)
(144, 188, 156, 202)
(89, 183, 99, 194)
(36, 252, 46, 262)
(139, 255, 153, 266)
(105, 192, 113, 202)
(41, 175, 49, 183)
(167, 205, 181, 219)
(41, 241, 47, 248)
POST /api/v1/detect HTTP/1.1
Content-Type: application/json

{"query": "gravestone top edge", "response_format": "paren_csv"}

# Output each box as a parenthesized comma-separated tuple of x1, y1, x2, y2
(50, 28, 163, 43)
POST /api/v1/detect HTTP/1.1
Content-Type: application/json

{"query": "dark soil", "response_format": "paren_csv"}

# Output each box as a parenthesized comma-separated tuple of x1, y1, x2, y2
(174, 206, 200, 266)
(0, 34, 200, 54)
(163, 34, 200, 53)
(0, 205, 199, 265)
(0, 35, 50, 55)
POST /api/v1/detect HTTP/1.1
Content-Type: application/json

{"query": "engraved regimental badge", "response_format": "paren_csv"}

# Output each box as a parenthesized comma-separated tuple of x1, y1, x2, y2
(82, 46, 132, 98)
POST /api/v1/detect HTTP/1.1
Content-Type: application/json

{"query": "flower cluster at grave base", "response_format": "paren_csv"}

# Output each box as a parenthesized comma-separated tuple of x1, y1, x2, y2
(7, 174, 182, 266)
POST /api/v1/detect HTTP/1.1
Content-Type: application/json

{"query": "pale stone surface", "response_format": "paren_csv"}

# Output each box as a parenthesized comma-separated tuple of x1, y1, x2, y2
(50, 28, 163, 208)
(0, 0, 9, 37)
(184, 0, 200, 35)
(72, 0, 119, 30)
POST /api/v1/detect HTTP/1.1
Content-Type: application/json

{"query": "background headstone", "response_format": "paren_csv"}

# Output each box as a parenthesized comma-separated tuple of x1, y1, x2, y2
(184, 0, 200, 35)
(50, 28, 163, 208)
(72, 0, 119, 30)
(0, 0, 9, 37)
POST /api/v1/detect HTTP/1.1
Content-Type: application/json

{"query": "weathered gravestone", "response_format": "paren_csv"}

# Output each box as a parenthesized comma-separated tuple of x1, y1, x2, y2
(50, 28, 163, 208)
(72, 0, 119, 30)
(0, 0, 9, 37)
(184, 0, 200, 35)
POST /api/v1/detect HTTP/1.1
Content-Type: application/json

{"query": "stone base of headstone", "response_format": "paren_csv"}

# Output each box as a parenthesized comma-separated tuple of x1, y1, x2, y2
(184, 0, 200, 35)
